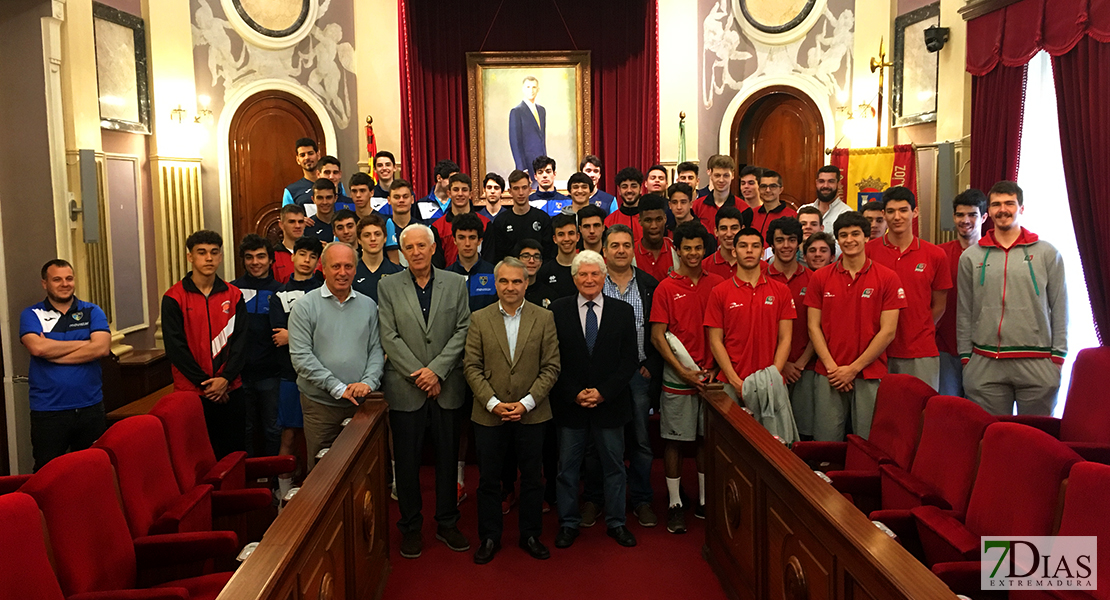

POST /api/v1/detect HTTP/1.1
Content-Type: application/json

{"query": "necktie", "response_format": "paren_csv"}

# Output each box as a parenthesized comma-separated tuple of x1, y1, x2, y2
(584, 300, 598, 354)
(529, 104, 541, 128)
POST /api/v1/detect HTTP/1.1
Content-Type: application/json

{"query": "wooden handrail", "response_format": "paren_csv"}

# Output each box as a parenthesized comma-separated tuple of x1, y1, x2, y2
(217, 396, 391, 600)
(701, 387, 958, 599)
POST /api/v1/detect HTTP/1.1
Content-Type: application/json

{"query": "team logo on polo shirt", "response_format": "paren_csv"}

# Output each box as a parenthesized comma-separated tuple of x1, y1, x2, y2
(72, 312, 83, 321)
(764, 296, 774, 305)
(532, 221, 541, 231)
(549, 275, 557, 283)
(862, 288, 874, 298)
(915, 263, 926, 272)
(799, 287, 807, 296)
(221, 300, 231, 314)
(897, 287, 906, 299)
(479, 275, 489, 286)
(506, 224, 514, 232)
(673, 292, 687, 301)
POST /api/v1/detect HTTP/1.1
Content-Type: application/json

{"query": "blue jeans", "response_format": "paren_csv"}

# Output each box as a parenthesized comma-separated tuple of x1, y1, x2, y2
(938, 351, 964, 397)
(557, 424, 627, 529)
(626, 371, 653, 507)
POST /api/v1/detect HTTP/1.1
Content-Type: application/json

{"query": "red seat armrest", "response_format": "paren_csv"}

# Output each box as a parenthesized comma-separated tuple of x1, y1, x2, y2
(0, 474, 31, 495)
(212, 488, 273, 516)
(202, 451, 247, 490)
(825, 470, 880, 497)
(133, 531, 239, 570)
(880, 464, 950, 511)
(244, 455, 297, 480)
(846, 435, 895, 470)
(1066, 442, 1110, 465)
(999, 415, 1062, 438)
(67, 589, 190, 600)
(868, 509, 917, 540)
(792, 441, 848, 467)
(150, 484, 212, 535)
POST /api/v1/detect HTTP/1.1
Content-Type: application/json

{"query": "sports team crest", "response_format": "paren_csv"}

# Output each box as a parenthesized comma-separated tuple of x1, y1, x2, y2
(764, 296, 774, 305)
(914, 263, 925, 272)
(479, 275, 489, 286)
(855, 176, 887, 207)
(861, 288, 874, 298)
(72, 312, 84, 320)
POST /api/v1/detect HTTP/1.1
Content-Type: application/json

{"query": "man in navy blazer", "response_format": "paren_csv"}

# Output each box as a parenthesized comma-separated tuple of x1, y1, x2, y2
(509, 76, 547, 174)
(548, 250, 640, 550)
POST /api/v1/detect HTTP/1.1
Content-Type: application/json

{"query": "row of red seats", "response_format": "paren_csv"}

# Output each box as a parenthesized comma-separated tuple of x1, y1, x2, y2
(0, 392, 296, 599)
(792, 347, 1110, 600)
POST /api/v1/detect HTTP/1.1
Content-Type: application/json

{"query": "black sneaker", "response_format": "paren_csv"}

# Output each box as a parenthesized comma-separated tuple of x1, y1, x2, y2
(666, 504, 687, 534)
(399, 532, 422, 559)
(694, 503, 706, 520)
(436, 526, 470, 552)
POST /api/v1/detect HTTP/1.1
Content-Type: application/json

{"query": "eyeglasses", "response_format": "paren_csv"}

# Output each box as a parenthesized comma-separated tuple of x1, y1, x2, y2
(758, 184, 781, 190)
(519, 253, 542, 262)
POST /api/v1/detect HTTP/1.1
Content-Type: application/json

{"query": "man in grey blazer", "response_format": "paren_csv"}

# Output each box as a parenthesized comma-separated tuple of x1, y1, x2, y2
(464, 257, 560, 564)
(378, 224, 472, 559)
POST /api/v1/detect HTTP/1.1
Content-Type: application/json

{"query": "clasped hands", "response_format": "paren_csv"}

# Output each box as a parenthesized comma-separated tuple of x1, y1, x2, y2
(575, 387, 604, 408)
(492, 402, 526, 422)
(411, 367, 441, 398)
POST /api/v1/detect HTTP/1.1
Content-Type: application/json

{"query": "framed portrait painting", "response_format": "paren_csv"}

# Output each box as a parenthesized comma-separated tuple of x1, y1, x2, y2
(892, 2, 940, 127)
(467, 51, 591, 188)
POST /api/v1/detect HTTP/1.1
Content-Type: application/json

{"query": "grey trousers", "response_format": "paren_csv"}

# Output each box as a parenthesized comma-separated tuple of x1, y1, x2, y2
(788, 370, 817, 437)
(812, 376, 881, 441)
(963, 354, 1060, 416)
(300, 396, 360, 471)
(888, 356, 941, 391)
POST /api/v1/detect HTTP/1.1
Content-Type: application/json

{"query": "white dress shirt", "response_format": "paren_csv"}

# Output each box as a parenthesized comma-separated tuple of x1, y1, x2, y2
(577, 292, 604, 336)
(485, 301, 537, 414)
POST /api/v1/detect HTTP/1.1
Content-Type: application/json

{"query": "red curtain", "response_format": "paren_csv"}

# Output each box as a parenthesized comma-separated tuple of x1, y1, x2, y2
(969, 64, 1026, 192)
(1052, 37, 1110, 342)
(966, 0, 1110, 76)
(397, 0, 660, 196)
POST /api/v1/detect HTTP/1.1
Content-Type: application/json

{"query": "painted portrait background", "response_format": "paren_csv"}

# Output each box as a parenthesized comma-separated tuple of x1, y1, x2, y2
(481, 66, 579, 187)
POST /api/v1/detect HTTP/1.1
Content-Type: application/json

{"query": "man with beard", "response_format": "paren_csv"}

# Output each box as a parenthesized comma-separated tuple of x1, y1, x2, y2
(282, 137, 319, 208)
(21, 259, 111, 471)
(802, 165, 851, 231)
(936, 189, 987, 396)
(605, 167, 646, 241)
(958, 181, 1067, 416)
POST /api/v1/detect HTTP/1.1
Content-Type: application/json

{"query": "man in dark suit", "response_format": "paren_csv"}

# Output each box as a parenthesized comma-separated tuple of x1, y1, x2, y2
(464, 257, 561, 564)
(509, 76, 547, 175)
(378, 224, 472, 559)
(549, 250, 640, 549)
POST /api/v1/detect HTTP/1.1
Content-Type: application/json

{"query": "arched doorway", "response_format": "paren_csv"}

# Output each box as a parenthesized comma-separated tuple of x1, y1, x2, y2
(228, 90, 325, 273)
(730, 86, 825, 209)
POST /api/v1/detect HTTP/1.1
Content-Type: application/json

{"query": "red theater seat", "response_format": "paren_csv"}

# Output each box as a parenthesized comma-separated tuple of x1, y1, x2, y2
(18, 450, 235, 600)
(149, 391, 294, 492)
(93, 415, 216, 537)
(0, 492, 67, 600)
(1003, 347, 1110, 464)
(792, 374, 935, 504)
(912, 423, 1082, 596)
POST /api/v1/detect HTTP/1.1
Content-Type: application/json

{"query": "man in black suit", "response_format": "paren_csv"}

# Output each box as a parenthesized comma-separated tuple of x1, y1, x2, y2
(508, 76, 547, 175)
(549, 250, 640, 549)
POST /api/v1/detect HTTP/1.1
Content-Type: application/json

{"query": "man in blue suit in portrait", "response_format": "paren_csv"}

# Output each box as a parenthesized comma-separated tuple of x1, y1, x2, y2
(509, 76, 547, 176)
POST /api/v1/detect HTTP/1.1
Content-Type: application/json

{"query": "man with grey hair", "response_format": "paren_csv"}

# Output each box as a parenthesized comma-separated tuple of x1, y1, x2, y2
(289, 242, 385, 471)
(548, 250, 640, 549)
(464, 256, 560, 564)
(378, 223, 473, 558)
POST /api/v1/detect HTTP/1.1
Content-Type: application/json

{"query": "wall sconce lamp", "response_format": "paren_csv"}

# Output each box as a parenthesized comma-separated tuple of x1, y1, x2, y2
(170, 105, 187, 124)
(194, 95, 213, 124)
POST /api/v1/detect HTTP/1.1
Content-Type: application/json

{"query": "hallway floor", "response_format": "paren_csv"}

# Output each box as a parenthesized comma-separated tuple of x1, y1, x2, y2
(382, 460, 729, 600)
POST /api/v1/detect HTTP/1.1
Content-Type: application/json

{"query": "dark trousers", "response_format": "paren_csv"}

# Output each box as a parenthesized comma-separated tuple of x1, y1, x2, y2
(501, 420, 559, 504)
(390, 400, 462, 534)
(31, 402, 107, 472)
(203, 387, 247, 459)
(242, 375, 281, 457)
(474, 421, 546, 543)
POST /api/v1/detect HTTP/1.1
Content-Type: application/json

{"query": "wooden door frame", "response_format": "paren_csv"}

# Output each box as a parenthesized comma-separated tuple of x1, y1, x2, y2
(217, 79, 336, 282)
(730, 85, 825, 166)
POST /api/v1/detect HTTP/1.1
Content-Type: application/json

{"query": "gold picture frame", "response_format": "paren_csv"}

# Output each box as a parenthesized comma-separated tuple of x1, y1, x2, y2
(466, 51, 591, 186)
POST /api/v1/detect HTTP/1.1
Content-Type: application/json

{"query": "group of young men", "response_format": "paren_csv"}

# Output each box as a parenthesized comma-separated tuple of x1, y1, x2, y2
(20, 134, 1068, 569)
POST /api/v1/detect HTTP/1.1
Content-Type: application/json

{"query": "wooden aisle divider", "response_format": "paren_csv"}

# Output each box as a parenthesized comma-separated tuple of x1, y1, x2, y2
(701, 386, 959, 600)
(217, 396, 390, 600)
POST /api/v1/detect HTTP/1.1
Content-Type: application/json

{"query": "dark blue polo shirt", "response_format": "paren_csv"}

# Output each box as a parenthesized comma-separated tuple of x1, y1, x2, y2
(352, 257, 404, 303)
(447, 258, 497, 312)
(20, 298, 109, 412)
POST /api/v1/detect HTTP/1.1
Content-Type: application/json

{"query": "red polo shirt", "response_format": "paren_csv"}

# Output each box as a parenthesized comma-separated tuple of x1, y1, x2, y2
(935, 239, 966, 356)
(702, 249, 736, 280)
(704, 274, 796, 382)
(691, 193, 753, 237)
(650, 271, 725, 373)
(766, 262, 812, 363)
(751, 203, 799, 241)
(635, 237, 675, 282)
(805, 258, 907, 380)
(866, 235, 952, 359)
(604, 205, 643, 241)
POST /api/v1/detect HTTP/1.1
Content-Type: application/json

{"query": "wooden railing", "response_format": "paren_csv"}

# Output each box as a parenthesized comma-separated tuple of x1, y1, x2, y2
(217, 397, 391, 600)
(702, 387, 959, 600)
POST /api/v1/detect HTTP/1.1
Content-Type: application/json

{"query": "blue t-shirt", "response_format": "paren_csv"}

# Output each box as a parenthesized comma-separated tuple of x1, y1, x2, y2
(353, 258, 404, 303)
(447, 259, 498, 313)
(20, 298, 110, 411)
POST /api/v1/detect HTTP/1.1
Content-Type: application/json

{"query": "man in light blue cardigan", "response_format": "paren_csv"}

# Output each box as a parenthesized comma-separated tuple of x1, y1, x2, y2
(290, 243, 385, 470)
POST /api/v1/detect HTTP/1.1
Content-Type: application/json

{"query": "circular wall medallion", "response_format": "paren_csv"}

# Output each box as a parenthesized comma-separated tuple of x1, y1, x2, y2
(220, 0, 317, 50)
(731, 0, 828, 46)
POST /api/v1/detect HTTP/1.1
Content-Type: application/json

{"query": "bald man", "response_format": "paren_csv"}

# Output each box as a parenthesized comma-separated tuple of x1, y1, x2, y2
(288, 243, 385, 470)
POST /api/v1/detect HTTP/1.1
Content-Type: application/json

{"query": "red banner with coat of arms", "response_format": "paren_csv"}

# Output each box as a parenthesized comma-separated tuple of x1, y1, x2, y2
(829, 145, 918, 210)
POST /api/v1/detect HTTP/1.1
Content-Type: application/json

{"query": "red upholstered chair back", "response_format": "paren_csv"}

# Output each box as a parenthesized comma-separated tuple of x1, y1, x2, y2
(966, 423, 1082, 538)
(1059, 347, 1110, 444)
(1057, 462, 1110, 600)
(845, 374, 935, 471)
(93, 415, 192, 538)
(149, 391, 219, 492)
(0, 492, 65, 600)
(908, 396, 996, 515)
(20, 449, 137, 596)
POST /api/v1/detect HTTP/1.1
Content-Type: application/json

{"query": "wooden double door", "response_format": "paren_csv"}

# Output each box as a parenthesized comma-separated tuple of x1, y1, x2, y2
(731, 87, 825, 210)
(229, 90, 326, 274)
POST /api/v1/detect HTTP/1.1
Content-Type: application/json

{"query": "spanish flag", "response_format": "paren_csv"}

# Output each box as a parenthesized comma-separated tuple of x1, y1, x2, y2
(829, 145, 918, 211)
